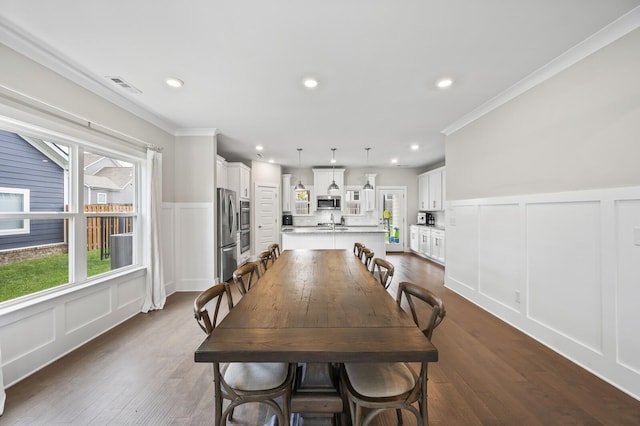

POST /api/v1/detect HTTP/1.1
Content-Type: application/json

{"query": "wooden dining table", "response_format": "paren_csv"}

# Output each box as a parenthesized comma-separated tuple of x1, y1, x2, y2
(194, 249, 438, 424)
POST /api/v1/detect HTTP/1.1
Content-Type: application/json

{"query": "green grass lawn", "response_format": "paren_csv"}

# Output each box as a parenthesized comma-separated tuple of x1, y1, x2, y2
(0, 249, 112, 303)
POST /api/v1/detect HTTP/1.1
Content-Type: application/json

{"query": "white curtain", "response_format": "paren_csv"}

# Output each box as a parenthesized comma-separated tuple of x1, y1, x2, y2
(141, 149, 166, 313)
(1, 345, 5, 415)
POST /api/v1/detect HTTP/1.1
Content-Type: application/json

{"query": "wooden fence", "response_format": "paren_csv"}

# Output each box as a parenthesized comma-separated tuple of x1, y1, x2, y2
(85, 204, 133, 255)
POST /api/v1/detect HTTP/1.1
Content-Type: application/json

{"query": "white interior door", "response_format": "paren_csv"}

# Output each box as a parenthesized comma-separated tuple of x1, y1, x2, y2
(255, 184, 279, 253)
(378, 187, 406, 252)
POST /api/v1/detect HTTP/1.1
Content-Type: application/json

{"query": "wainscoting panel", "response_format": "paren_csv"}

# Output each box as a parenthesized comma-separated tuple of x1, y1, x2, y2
(0, 308, 54, 364)
(615, 199, 640, 374)
(445, 205, 479, 292)
(526, 201, 602, 353)
(478, 204, 520, 312)
(174, 203, 214, 291)
(65, 287, 112, 335)
(445, 186, 640, 400)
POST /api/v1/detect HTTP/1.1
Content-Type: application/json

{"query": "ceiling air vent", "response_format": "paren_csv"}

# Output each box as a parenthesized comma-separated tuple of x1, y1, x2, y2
(105, 76, 142, 94)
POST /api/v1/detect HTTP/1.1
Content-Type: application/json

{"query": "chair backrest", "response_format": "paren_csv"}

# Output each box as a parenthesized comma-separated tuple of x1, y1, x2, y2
(371, 258, 395, 289)
(361, 248, 374, 269)
(258, 250, 273, 272)
(353, 242, 365, 258)
(194, 282, 233, 335)
(268, 243, 281, 260)
(396, 281, 445, 340)
(232, 261, 262, 295)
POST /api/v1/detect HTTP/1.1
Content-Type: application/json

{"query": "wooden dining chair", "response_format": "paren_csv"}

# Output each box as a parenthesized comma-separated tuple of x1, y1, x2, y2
(257, 250, 273, 272)
(340, 281, 446, 426)
(232, 261, 261, 296)
(268, 243, 281, 260)
(353, 242, 365, 259)
(194, 283, 296, 426)
(361, 248, 374, 270)
(370, 258, 395, 290)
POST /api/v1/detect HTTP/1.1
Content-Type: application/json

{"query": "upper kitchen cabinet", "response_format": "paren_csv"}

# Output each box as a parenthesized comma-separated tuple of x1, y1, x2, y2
(418, 167, 445, 211)
(282, 174, 292, 212)
(216, 155, 228, 189)
(313, 168, 344, 198)
(227, 162, 251, 200)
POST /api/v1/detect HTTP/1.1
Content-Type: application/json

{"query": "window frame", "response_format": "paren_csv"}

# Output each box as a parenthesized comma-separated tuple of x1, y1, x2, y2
(0, 125, 144, 307)
(0, 187, 31, 235)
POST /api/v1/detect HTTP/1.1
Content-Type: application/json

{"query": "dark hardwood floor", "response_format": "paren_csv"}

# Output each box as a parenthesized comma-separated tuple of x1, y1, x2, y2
(2, 253, 639, 425)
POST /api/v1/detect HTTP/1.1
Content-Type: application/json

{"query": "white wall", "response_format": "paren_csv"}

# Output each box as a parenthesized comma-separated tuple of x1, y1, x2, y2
(446, 28, 640, 201)
(444, 28, 640, 399)
(172, 134, 217, 290)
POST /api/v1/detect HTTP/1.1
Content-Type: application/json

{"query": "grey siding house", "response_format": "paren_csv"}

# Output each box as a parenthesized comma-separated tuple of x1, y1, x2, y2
(0, 130, 65, 251)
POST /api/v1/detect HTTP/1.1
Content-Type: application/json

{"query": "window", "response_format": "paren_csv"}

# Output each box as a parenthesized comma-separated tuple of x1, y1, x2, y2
(96, 192, 107, 204)
(0, 129, 141, 304)
(0, 188, 30, 235)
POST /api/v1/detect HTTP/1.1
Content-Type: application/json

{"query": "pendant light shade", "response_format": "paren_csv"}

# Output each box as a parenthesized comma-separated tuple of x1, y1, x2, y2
(363, 147, 374, 191)
(328, 148, 340, 192)
(294, 148, 305, 190)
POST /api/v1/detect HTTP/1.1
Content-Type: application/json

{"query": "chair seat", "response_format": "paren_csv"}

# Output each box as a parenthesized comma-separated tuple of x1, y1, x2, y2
(224, 362, 290, 391)
(344, 362, 415, 398)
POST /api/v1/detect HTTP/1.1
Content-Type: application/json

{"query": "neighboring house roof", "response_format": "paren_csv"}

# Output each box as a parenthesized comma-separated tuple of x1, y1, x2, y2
(84, 174, 122, 190)
(20, 135, 68, 168)
(93, 167, 133, 189)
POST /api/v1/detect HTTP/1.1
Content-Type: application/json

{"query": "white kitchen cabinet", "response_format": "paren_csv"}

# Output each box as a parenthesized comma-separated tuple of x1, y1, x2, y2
(282, 174, 292, 212)
(418, 173, 429, 210)
(313, 168, 344, 198)
(419, 228, 431, 257)
(418, 167, 445, 211)
(428, 170, 442, 211)
(227, 162, 251, 199)
(216, 155, 228, 189)
(410, 225, 420, 252)
(431, 229, 445, 263)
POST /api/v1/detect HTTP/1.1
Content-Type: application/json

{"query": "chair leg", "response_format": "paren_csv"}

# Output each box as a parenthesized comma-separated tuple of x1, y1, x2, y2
(396, 408, 403, 424)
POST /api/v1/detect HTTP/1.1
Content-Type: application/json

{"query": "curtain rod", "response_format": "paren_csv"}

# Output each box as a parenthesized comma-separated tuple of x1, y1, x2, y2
(0, 84, 161, 152)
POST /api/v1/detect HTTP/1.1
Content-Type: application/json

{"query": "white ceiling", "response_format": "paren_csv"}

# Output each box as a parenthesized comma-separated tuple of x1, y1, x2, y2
(1, 1, 639, 169)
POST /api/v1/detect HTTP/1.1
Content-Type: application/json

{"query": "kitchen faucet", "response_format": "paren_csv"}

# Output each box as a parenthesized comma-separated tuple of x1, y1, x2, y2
(330, 213, 335, 229)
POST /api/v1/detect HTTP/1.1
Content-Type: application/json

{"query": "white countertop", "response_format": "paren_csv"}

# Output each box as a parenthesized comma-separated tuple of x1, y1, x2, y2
(281, 226, 386, 234)
(412, 224, 446, 231)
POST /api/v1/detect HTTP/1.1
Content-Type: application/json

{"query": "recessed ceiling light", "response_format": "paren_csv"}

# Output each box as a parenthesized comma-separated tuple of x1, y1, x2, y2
(165, 77, 184, 88)
(302, 77, 319, 89)
(391, 158, 398, 164)
(268, 159, 274, 164)
(256, 145, 264, 151)
(436, 78, 453, 89)
(411, 144, 419, 151)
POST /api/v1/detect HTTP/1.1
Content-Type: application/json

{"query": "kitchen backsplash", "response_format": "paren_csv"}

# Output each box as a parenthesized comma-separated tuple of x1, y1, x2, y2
(290, 210, 378, 227)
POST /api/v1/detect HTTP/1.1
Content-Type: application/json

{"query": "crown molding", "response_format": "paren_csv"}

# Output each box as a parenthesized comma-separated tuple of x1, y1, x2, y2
(0, 16, 178, 135)
(442, 6, 640, 136)
(174, 128, 218, 137)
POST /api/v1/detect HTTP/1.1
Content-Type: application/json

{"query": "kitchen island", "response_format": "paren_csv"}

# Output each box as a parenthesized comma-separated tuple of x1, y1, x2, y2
(281, 226, 386, 258)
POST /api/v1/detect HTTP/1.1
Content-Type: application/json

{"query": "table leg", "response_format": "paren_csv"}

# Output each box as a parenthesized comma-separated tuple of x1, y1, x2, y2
(290, 363, 347, 426)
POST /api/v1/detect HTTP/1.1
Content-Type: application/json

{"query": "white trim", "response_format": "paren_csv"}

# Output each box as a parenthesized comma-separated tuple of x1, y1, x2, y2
(442, 6, 640, 136)
(174, 128, 218, 137)
(0, 187, 30, 235)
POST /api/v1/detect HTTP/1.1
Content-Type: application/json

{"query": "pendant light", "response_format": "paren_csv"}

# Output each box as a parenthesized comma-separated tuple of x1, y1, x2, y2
(363, 147, 374, 191)
(328, 148, 340, 192)
(294, 148, 305, 190)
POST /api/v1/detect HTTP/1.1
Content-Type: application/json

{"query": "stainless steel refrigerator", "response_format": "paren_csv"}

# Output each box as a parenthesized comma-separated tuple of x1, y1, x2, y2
(216, 188, 238, 282)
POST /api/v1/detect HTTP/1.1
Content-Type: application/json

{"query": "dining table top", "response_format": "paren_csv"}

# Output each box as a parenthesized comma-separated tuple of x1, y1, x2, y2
(194, 249, 438, 364)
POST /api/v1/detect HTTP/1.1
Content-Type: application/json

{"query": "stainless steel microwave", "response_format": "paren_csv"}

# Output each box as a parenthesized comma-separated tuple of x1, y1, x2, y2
(317, 195, 341, 210)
